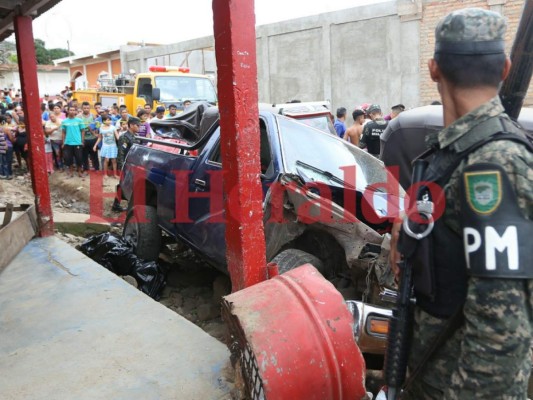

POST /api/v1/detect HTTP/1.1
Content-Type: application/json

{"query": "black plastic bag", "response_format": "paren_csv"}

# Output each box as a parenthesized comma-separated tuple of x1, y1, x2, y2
(79, 232, 167, 300)
(79, 233, 136, 275)
(130, 259, 167, 300)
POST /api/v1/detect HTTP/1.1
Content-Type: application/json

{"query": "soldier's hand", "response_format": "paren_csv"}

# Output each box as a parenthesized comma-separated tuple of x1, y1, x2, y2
(389, 219, 403, 282)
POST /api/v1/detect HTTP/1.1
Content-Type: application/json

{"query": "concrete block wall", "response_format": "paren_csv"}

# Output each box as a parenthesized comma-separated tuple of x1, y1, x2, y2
(122, 0, 532, 120)
(122, 37, 217, 78)
(255, 0, 420, 117)
(123, 1, 418, 120)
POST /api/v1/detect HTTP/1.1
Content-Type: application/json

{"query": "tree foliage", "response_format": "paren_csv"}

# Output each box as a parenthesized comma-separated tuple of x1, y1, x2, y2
(0, 40, 16, 63)
(34, 39, 73, 64)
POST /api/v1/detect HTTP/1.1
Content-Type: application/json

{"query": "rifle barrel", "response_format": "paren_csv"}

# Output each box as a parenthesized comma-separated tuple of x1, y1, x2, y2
(500, 0, 533, 119)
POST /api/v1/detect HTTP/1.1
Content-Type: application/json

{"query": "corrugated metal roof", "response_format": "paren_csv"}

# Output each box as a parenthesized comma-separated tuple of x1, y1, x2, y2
(0, 0, 63, 42)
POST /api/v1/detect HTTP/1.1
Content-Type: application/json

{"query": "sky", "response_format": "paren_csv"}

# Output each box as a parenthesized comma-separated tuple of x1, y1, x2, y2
(25, 0, 386, 56)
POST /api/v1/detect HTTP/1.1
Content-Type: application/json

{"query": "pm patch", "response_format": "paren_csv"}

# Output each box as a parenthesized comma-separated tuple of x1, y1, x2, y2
(464, 170, 501, 215)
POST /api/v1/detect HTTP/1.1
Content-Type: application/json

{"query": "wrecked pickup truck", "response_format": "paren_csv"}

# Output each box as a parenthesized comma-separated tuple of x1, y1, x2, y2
(119, 102, 403, 306)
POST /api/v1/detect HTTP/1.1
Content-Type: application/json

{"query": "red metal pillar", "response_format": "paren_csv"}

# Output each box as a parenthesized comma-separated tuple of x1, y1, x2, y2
(14, 15, 54, 236)
(212, 0, 267, 291)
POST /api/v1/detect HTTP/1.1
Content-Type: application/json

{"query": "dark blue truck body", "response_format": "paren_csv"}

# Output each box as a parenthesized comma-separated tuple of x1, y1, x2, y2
(120, 106, 402, 277)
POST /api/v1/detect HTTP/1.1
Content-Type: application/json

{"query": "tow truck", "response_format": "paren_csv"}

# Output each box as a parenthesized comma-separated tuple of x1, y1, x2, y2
(74, 65, 217, 112)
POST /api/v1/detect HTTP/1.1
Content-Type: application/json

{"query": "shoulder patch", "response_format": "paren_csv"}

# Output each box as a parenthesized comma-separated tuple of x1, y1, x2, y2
(460, 162, 533, 279)
(464, 169, 501, 215)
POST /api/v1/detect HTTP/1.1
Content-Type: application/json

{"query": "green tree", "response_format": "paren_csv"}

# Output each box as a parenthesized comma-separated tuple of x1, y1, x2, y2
(0, 40, 17, 64)
(35, 39, 51, 64)
(48, 48, 72, 60)
(33, 39, 73, 65)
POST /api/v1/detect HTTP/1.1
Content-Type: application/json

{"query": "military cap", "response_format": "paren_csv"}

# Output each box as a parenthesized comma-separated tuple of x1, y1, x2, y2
(367, 104, 381, 114)
(127, 117, 141, 125)
(435, 8, 507, 55)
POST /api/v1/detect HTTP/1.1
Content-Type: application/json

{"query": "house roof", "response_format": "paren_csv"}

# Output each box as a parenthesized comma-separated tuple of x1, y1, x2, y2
(53, 42, 160, 66)
(53, 49, 121, 66)
(0, 0, 63, 42)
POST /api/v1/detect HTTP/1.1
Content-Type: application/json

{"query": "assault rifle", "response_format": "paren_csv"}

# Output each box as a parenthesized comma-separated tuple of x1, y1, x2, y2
(384, 158, 433, 400)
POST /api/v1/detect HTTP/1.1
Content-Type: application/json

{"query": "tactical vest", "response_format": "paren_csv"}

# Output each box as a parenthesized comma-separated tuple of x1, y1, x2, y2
(408, 115, 532, 318)
(364, 120, 388, 156)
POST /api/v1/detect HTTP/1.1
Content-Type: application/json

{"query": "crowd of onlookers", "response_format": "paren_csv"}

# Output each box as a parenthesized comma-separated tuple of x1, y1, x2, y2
(0, 87, 412, 180)
(0, 88, 193, 181)
(0, 89, 28, 180)
(333, 103, 407, 158)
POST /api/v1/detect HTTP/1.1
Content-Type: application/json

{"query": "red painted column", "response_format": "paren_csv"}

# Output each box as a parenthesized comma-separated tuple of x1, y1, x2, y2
(212, 0, 267, 291)
(14, 16, 54, 236)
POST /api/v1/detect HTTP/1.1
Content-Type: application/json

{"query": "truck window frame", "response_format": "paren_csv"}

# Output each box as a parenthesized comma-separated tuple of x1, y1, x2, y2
(207, 118, 273, 175)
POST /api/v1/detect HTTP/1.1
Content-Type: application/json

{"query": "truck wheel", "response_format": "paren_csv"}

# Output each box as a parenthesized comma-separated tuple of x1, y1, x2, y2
(123, 205, 161, 262)
(271, 249, 325, 275)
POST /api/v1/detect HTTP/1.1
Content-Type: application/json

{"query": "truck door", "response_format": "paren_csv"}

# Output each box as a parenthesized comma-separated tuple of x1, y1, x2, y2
(136, 77, 153, 108)
(182, 118, 277, 267)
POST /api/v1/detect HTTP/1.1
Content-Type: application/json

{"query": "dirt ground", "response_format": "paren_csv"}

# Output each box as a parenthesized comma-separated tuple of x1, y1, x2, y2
(0, 166, 232, 343)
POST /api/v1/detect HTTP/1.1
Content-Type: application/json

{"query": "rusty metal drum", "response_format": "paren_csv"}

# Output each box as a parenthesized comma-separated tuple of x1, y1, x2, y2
(223, 264, 367, 400)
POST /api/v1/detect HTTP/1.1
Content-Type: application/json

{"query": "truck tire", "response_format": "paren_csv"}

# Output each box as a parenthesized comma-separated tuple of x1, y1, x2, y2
(123, 205, 161, 262)
(271, 249, 325, 275)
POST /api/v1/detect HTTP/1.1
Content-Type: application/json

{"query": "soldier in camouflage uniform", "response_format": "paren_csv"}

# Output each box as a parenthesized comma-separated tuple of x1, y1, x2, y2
(112, 117, 141, 212)
(117, 117, 140, 170)
(390, 8, 533, 399)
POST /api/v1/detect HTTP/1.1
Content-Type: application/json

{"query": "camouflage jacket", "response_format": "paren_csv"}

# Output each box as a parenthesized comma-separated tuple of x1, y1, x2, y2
(407, 96, 533, 399)
(117, 131, 136, 170)
(433, 96, 532, 231)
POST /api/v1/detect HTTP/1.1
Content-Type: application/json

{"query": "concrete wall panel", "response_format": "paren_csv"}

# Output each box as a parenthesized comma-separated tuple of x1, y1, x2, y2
(330, 16, 403, 112)
(398, 19, 420, 109)
(127, 60, 142, 75)
(167, 49, 216, 75)
(256, 37, 268, 101)
(121, 0, 528, 115)
(267, 28, 323, 103)
(168, 52, 187, 68)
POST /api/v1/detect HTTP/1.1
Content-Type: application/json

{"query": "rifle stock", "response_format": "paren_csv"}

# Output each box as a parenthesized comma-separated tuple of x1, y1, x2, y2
(499, 0, 533, 119)
(384, 159, 429, 400)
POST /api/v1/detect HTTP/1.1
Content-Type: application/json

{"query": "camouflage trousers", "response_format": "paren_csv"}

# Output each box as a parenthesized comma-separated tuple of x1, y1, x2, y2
(402, 278, 533, 400)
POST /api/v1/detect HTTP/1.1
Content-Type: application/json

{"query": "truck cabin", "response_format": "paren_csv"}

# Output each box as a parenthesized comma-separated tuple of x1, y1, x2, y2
(138, 66, 217, 112)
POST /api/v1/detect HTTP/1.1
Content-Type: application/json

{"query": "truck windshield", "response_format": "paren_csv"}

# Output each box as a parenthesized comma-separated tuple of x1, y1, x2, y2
(278, 116, 402, 193)
(294, 115, 335, 135)
(154, 76, 217, 103)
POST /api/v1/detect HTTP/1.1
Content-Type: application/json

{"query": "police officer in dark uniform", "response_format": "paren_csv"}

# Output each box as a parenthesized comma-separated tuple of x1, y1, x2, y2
(359, 104, 388, 158)
(389, 8, 533, 399)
